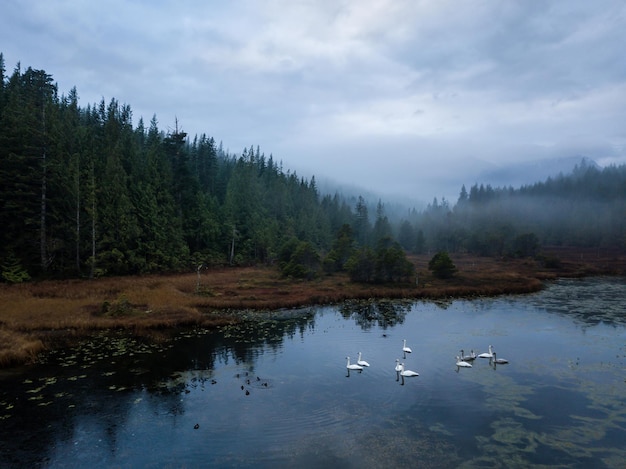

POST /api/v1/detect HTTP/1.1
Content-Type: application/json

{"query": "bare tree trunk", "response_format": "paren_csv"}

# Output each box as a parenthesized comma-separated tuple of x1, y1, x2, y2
(75, 155, 81, 274)
(41, 153, 46, 270)
(40, 106, 47, 272)
(90, 194, 96, 279)
(230, 226, 236, 265)
(89, 164, 96, 279)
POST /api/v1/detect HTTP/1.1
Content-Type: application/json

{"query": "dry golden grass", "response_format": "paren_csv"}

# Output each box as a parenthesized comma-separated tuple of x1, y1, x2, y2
(1, 247, 624, 368)
(0, 329, 45, 368)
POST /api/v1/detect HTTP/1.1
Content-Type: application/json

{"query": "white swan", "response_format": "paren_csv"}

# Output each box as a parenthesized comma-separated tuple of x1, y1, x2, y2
(402, 339, 412, 354)
(357, 352, 370, 367)
(346, 356, 363, 371)
(456, 355, 472, 368)
(477, 345, 493, 359)
(492, 351, 509, 365)
(400, 363, 419, 377)
(460, 349, 476, 362)
(395, 358, 403, 373)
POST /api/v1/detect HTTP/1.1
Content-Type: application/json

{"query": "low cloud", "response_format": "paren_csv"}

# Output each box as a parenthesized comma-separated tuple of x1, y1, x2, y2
(2, 0, 624, 203)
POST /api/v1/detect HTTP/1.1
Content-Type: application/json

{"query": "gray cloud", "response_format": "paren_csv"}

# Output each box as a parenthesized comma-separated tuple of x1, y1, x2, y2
(2, 0, 625, 202)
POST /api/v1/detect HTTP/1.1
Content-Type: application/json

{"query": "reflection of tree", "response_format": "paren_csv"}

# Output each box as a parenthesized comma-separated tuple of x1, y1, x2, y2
(432, 298, 453, 310)
(0, 311, 320, 468)
(338, 299, 411, 330)
(0, 309, 318, 467)
(221, 309, 317, 364)
(0, 365, 138, 468)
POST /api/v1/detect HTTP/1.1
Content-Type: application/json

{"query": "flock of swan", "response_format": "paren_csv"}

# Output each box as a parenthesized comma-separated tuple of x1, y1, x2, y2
(454, 344, 509, 368)
(346, 338, 421, 378)
(346, 341, 509, 377)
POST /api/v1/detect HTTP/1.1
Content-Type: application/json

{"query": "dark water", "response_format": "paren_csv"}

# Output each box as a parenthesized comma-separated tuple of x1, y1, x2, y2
(1, 277, 625, 468)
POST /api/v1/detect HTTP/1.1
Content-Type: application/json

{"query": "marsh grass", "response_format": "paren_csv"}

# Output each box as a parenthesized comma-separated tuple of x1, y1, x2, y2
(1, 248, 624, 368)
(0, 329, 45, 368)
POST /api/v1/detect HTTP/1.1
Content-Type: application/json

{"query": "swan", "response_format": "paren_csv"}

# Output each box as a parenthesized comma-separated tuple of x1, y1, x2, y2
(346, 356, 363, 371)
(400, 363, 419, 377)
(357, 352, 370, 367)
(395, 358, 403, 373)
(492, 351, 509, 364)
(460, 349, 476, 362)
(456, 355, 472, 368)
(402, 339, 412, 354)
(477, 345, 494, 359)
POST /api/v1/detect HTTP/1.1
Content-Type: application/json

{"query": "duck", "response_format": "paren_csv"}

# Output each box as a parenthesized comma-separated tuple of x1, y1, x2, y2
(357, 352, 370, 367)
(346, 356, 363, 371)
(400, 363, 419, 377)
(491, 351, 509, 365)
(477, 345, 494, 359)
(402, 339, 412, 354)
(460, 349, 476, 362)
(456, 355, 473, 368)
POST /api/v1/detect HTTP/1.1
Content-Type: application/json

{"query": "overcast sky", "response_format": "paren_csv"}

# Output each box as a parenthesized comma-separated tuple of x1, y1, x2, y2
(2, 0, 625, 204)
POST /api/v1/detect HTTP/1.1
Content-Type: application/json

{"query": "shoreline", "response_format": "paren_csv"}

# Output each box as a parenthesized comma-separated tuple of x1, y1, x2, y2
(1, 248, 624, 369)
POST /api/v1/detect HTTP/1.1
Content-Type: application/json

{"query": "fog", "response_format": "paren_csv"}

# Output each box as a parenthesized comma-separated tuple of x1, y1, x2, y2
(2, 0, 625, 203)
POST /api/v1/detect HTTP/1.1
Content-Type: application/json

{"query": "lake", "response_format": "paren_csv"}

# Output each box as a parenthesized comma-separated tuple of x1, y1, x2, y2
(1, 277, 625, 468)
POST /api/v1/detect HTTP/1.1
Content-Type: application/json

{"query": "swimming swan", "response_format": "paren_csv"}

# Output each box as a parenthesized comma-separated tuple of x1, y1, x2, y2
(346, 356, 363, 371)
(491, 351, 509, 364)
(460, 349, 476, 362)
(477, 345, 494, 359)
(402, 339, 412, 354)
(400, 363, 419, 377)
(456, 355, 473, 368)
(357, 352, 370, 367)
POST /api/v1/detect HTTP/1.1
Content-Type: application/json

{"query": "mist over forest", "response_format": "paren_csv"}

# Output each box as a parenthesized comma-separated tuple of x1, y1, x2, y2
(1, 56, 625, 282)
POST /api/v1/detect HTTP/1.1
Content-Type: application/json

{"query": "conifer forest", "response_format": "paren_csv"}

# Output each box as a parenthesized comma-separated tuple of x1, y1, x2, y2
(1, 55, 625, 282)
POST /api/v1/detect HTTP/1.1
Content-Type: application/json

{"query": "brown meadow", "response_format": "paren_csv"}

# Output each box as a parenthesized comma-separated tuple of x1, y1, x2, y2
(1, 248, 624, 369)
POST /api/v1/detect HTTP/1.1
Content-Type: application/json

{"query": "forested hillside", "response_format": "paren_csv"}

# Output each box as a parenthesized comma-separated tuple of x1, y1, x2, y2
(1, 55, 624, 282)
(402, 160, 626, 258)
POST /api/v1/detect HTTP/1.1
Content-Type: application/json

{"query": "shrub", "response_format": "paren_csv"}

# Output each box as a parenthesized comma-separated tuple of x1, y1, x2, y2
(1, 254, 30, 283)
(280, 241, 321, 280)
(345, 247, 376, 283)
(428, 251, 457, 279)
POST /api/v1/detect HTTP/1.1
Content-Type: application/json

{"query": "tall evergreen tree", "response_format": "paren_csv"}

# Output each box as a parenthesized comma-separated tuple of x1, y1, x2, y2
(353, 195, 370, 247)
(372, 199, 393, 244)
(0, 65, 56, 276)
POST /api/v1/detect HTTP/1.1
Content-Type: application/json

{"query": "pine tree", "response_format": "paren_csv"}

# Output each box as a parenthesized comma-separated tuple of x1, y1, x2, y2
(428, 251, 457, 279)
(353, 195, 370, 247)
(372, 199, 392, 244)
(0, 65, 56, 276)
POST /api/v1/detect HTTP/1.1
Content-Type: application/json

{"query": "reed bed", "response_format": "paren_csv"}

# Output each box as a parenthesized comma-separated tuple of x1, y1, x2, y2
(1, 248, 624, 368)
(0, 329, 45, 368)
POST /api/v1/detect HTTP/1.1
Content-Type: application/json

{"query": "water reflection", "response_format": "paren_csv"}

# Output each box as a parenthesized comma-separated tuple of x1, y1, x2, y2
(338, 298, 411, 330)
(0, 278, 625, 468)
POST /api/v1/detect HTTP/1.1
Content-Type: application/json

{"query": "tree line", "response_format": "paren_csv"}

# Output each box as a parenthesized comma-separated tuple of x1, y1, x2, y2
(1, 55, 624, 283)
(0, 56, 415, 282)
(399, 159, 626, 258)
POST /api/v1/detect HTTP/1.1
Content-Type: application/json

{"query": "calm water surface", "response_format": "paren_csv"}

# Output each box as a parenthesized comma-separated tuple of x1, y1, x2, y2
(1, 277, 625, 468)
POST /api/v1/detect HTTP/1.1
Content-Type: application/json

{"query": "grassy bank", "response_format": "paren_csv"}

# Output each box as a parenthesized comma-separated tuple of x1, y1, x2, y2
(1, 248, 624, 368)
